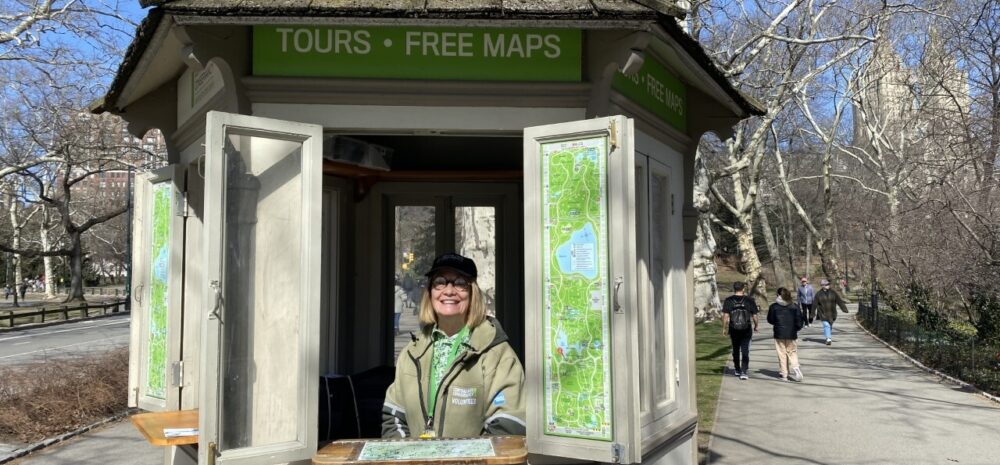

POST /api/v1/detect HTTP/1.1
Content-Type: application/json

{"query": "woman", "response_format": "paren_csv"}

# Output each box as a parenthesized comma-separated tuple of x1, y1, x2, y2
(767, 287, 805, 382)
(381, 252, 526, 438)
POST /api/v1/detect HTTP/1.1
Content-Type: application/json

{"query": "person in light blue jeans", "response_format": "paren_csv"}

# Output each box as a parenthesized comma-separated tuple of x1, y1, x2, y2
(797, 277, 816, 326)
(814, 279, 849, 345)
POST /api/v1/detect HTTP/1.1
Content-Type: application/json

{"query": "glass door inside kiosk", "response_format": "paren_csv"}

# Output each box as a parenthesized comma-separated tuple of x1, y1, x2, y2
(386, 185, 521, 363)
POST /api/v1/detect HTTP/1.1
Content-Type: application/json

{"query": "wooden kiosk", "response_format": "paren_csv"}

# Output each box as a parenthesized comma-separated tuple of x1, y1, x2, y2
(95, 1, 763, 465)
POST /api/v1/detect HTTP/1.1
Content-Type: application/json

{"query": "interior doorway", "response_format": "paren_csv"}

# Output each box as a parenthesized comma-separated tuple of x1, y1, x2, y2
(381, 183, 523, 363)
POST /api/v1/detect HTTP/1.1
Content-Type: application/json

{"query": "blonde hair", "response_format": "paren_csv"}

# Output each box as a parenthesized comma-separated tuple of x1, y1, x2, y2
(418, 280, 487, 332)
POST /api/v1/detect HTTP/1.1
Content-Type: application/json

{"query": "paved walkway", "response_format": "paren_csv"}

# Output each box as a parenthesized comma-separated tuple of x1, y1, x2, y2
(5, 420, 160, 465)
(708, 310, 1000, 465)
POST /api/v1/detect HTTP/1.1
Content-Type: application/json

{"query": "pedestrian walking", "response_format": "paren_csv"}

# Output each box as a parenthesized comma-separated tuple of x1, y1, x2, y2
(3, 284, 11, 300)
(797, 277, 816, 326)
(19, 279, 28, 299)
(767, 287, 805, 382)
(815, 278, 849, 345)
(722, 281, 759, 380)
(393, 283, 406, 336)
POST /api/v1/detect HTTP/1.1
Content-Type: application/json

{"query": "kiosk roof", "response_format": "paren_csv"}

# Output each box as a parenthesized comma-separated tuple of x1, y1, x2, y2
(93, 1, 764, 117)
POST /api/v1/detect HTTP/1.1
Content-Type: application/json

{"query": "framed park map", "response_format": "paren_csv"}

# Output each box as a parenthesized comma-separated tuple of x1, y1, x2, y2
(540, 135, 613, 440)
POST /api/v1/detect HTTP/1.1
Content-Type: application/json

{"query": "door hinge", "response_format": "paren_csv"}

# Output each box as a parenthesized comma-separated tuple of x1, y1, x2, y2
(609, 118, 619, 152)
(176, 190, 190, 217)
(671, 193, 676, 215)
(171, 361, 184, 387)
(612, 443, 624, 463)
(676, 359, 681, 385)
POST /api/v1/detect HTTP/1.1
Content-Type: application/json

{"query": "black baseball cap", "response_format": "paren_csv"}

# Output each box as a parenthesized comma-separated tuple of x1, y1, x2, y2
(424, 252, 478, 279)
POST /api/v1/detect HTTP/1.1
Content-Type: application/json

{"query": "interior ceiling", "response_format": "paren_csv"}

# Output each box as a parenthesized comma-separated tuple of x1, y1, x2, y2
(352, 135, 523, 171)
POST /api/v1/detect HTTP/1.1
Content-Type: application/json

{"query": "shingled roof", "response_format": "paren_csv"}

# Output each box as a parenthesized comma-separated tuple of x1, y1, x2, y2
(137, 0, 682, 19)
(95, 1, 764, 117)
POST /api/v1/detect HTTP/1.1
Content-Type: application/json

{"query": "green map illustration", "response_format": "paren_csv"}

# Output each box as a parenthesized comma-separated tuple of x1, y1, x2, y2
(540, 135, 613, 440)
(146, 182, 171, 399)
(357, 438, 495, 461)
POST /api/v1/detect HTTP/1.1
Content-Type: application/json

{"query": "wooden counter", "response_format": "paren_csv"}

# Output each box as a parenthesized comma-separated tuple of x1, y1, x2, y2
(130, 409, 199, 446)
(313, 436, 526, 465)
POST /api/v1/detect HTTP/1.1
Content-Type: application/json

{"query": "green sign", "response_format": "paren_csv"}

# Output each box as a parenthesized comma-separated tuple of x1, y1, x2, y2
(612, 57, 687, 131)
(253, 26, 581, 82)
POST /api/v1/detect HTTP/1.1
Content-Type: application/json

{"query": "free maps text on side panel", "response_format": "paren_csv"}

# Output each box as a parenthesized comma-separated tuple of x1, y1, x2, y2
(541, 135, 613, 441)
(145, 182, 172, 400)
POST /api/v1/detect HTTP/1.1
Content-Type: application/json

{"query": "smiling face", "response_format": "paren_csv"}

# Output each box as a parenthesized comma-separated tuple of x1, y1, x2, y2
(429, 270, 472, 321)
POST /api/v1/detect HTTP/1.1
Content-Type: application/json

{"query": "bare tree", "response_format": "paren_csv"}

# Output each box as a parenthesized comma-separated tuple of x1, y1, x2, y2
(1, 0, 136, 66)
(0, 63, 157, 302)
(690, 0, 889, 300)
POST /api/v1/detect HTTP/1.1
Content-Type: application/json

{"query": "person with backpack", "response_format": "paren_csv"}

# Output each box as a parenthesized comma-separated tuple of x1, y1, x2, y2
(767, 287, 805, 382)
(722, 281, 759, 380)
(815, 278, 850, 345)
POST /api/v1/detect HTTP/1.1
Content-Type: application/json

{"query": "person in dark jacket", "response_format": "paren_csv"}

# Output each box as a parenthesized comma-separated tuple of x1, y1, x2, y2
(815, 278, 849, 345)
(721, 281, 759, 380)
(767, 287, 804, 382)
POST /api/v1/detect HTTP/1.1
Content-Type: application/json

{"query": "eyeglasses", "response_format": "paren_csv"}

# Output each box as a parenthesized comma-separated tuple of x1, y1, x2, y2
(431, 276, 471, 292)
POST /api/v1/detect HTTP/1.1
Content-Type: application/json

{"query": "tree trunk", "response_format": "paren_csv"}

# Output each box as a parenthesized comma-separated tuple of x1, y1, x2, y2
(887, 185, 901, 239)
(755, 196, 789, 286)
(805, 231, 813, 279)
(8, 200, 23, 287)
(735, 220, 766, 300)
(40, 209, 56, 298)
(692, 148, 721, 322)
(66, 232, 86, 302)
(783, 198, 798, 279)
(815, 238, 842, 285)
(693, 215, 722, 322)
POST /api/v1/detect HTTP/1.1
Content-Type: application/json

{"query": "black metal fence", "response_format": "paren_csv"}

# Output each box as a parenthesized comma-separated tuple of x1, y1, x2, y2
(857, 302, 1000, 398)
(1, 300, 128, 328)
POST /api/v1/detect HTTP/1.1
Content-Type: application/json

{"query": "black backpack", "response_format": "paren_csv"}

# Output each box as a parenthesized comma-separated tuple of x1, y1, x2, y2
(730, 297, 751, 331)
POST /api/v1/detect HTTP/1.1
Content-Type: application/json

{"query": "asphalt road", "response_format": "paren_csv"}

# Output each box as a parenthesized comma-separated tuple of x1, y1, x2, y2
(0, 314, 130, 366)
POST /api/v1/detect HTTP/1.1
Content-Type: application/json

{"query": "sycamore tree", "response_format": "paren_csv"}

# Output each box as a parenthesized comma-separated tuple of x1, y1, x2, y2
(686, 0, 896, 308)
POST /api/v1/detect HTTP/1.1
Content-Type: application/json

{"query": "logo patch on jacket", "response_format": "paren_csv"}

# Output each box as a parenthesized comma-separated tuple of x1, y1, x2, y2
(492, 392, 506, 406)
(451, 386, 477, 406)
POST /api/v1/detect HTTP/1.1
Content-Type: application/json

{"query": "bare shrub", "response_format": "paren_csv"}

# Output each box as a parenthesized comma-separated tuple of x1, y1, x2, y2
(0, 348, 128, 444)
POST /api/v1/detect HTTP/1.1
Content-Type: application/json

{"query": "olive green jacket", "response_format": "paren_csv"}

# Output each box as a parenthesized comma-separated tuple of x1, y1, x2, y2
(381, 316, 526, 438)
(815, 288, 849, 323)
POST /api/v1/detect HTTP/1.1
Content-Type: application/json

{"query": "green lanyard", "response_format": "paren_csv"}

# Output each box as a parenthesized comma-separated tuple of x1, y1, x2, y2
(428, 325, 470, 416)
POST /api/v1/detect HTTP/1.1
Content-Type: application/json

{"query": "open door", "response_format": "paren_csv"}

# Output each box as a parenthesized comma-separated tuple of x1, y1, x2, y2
(128, 165, 184, 412)
(199, 111, 322, 465)
(523, 115, 642, 463)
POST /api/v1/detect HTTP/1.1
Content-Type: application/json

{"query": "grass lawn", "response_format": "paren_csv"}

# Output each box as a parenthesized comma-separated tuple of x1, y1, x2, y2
(695, 318, 732, 463)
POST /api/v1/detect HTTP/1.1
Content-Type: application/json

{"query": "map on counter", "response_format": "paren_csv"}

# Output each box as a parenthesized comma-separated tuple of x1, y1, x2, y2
(357, 438, 495, 461)
(146, 181, 171, 399)
(540, 135, 613, 440)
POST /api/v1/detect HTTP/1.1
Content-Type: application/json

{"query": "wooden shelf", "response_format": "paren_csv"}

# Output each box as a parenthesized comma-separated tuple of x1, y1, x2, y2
(130, 409, 199, 446)
(313, 436, 526, 465)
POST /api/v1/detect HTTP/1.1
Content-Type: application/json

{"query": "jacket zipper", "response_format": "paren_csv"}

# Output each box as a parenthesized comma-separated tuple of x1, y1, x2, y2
(412, 326, 506, 436)
(435, 349, 473, 437)
(408, 352, 431, 432)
